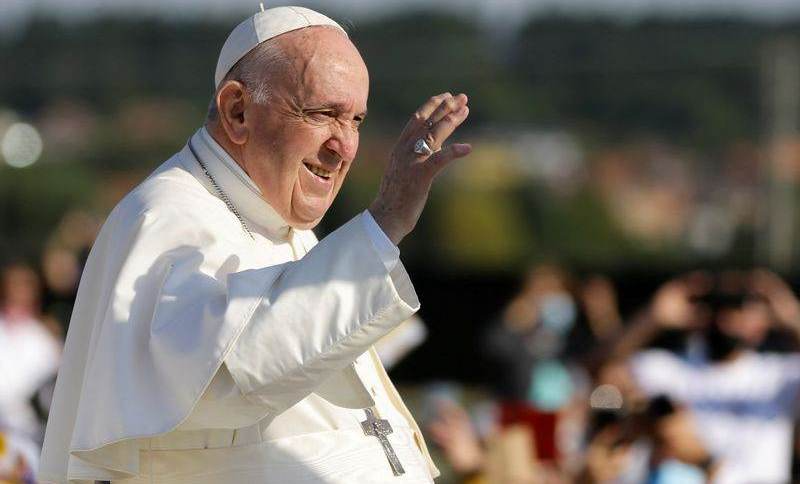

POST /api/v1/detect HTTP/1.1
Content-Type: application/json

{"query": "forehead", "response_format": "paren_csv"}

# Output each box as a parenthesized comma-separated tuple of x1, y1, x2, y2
(279, 27, 369, 110)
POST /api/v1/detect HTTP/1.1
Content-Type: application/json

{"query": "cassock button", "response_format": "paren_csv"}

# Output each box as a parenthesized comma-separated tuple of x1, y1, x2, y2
(370, 387, 377, 396)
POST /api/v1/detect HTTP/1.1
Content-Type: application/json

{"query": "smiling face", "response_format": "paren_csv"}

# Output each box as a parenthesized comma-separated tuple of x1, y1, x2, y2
(234, 27, 369, 229)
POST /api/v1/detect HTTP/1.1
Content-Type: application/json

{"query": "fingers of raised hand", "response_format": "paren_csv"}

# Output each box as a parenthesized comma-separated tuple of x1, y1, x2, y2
(427, 93, 468, 127)
(403, 93, 452, 136)
(396, 92, 470, 174)
(426, 102, 469, 151)
(427, 142, 472, 173)
(404, 92, 467, 140)
(414, 92, 452, 122)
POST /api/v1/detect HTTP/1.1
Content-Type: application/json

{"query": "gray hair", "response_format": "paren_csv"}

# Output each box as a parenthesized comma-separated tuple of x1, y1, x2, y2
(206, 25, 347, 123)
(206, 38, 289, 122)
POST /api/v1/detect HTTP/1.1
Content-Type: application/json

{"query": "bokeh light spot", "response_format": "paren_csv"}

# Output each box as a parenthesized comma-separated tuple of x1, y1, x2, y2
(589, 384, 624, 410)
(2, 122, 43, 168)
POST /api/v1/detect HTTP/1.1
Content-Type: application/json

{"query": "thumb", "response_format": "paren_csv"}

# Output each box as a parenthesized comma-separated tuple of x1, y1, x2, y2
(428, 143, 472, 175)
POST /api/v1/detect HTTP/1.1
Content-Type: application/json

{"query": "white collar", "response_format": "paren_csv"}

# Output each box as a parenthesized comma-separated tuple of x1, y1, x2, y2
(187, 127, 291, 239)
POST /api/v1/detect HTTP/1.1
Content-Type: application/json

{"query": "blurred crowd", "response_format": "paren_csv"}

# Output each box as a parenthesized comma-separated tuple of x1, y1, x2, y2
(424, 266, 800, 484)
(3, 210, 800, 484)
(0, 211, 97, 483)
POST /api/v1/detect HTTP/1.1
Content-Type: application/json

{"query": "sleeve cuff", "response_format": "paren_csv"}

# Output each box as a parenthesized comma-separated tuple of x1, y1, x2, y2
(361, 210, 400, 272)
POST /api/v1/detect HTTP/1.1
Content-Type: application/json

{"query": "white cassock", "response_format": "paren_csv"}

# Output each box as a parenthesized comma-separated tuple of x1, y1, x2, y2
(39, 127, 439, 483)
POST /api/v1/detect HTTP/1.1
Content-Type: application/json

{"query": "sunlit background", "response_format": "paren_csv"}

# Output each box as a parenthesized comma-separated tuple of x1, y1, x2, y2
(4, 1, 800, 482)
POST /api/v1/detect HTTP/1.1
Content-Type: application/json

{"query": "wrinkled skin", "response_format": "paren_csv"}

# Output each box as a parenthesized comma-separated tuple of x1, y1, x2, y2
(211, 27, 369, 229)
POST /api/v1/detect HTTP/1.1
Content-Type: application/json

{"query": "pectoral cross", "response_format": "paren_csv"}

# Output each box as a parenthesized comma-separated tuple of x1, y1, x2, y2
(361, 408, 405, 476)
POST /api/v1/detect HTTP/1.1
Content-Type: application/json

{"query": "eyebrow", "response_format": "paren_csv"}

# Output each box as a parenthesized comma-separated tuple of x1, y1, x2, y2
(306, 103, 367, 118)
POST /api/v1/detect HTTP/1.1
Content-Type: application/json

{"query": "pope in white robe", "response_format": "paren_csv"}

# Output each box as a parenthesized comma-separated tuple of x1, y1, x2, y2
(39, 5, 473, 484)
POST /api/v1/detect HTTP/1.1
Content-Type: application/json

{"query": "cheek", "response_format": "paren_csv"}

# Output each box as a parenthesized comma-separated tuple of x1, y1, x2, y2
(349, 133, 360, 160)
(297, 127, 336, 161)
(337, 159, 355, 187)
(268, 135, 308, 181)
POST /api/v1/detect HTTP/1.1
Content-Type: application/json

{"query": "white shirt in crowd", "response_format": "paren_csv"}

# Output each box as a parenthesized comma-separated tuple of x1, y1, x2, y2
(632, 348, 800, 484)
(0, 315, 60, 438)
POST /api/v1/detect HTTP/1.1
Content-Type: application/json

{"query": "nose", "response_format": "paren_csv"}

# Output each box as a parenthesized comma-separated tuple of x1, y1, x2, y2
(323, 124, 359, 164)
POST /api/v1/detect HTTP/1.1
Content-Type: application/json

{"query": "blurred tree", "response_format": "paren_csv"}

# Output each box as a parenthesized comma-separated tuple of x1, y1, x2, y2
(512, 17, 774, 149)
(351, 10, 529, 127)
(2, 13, 798, 270)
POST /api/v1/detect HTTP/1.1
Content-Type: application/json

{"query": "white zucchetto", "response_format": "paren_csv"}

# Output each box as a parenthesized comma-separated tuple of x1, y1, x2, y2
(214, 5, 347, 88)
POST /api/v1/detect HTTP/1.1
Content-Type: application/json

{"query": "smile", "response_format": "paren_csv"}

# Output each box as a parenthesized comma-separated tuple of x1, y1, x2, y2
(303, 162, 332, 180)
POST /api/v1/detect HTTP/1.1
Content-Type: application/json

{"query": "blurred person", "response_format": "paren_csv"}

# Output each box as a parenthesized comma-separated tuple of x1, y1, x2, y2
(0, 429, 38, 484)
(424, 379, 711, 483)
(579, 276, 623, 342)
(40, 247, 80, 335)
(580, 427, 637, 484)
(483, 266, 577, 405)
(428, 399, 568, 484)
(485, 267, 623, 402)
(578, 409, 647, 484)
(599, 270, 800, 484)
(40, 5, 472, 484)
(0, 264, 61, 482)
(48, 210, 99, 257)
(579, 353, 654, 484)
(648, 399, 715, 483)
(578, 395, 715, 484)
(41, 210, 100, 333)
(482, 265, 576, 468)
(483, 266, 622, 467)
(0, 264, 61, 438)
(427, 400, 487, 483)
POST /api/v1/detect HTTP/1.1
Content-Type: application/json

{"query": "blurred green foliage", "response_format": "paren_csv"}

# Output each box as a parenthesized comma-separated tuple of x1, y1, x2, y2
(1, 11, 798, 271)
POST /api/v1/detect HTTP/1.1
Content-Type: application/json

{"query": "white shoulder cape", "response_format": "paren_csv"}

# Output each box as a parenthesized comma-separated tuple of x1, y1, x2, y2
(39, 147, 420, 483)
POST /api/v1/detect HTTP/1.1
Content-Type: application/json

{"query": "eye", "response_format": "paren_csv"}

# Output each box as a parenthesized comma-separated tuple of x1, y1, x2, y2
(304, 110, 336, 124)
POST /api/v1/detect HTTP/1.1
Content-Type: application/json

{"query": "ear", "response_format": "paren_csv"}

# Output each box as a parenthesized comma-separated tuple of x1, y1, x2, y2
(216, 80, 250, 146)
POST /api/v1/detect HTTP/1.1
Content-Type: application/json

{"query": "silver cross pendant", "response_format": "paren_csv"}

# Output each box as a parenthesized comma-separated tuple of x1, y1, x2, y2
(360, 408, 405, 476)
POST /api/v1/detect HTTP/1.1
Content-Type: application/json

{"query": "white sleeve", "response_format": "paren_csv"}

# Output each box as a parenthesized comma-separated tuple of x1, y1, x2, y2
(181, 214, 417, 429)
(178, 364, 266, 430)
(360, 209, 400, 272)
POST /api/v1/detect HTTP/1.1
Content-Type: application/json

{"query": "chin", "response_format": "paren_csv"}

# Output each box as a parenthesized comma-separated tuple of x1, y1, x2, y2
(287, 209, 327, 230)
(288, 198, 333, 230)
(289, 218, 323, 230)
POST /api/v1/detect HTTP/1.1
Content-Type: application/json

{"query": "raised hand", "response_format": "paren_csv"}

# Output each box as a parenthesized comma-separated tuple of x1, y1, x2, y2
(649, 272, 712, 329)
(751, 269, 800, 330)
(427, 400, 485, 476)
(369, 93, 471, 244)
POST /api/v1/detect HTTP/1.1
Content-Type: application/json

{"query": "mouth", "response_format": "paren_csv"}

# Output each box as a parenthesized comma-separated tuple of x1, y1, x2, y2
(303, 162, 333, 181)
